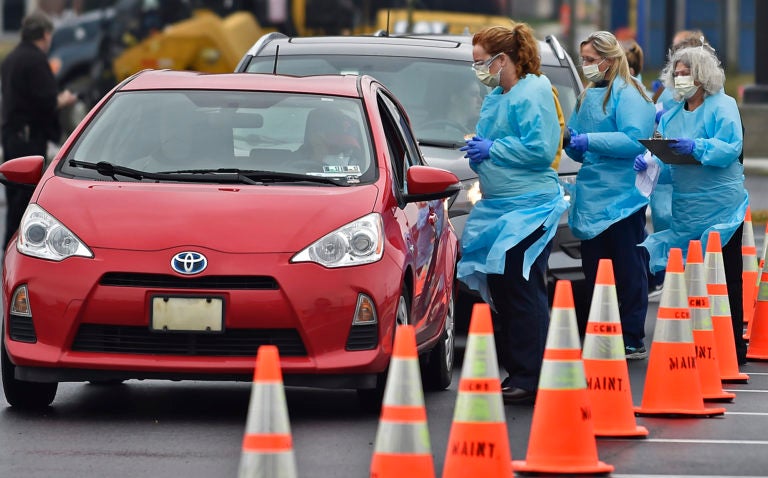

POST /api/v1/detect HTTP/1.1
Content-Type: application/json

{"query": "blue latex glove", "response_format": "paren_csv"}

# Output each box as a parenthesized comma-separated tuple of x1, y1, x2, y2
(651, 79, 663, 93)
(569, 133, 589, 153)
(669, 138, 694, 155)
(655, 109, 666, 124)
(633, 154, 647, 171)
(460, 136, 493, 164)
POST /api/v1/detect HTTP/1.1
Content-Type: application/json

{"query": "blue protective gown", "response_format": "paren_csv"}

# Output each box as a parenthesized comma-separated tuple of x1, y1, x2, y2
(641, 91, 748, 272)
(650, 88, 680, 233)
(656, 87, 680, 112)
(566, 77, 656, 239)
(457, 74, 568, 305)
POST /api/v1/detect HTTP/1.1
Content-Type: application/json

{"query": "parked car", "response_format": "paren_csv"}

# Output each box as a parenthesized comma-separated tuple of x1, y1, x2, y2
(0, 70, 459, 409)
(235, 32, 589, 325)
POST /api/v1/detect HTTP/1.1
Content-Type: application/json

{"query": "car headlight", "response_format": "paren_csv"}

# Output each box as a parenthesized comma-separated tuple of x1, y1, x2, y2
(448, 179, 481, 216)
(291, 212, 383, 268)
(17, 204, 93, 261)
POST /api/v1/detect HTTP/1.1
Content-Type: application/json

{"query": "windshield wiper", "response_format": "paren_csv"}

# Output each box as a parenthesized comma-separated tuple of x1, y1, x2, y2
(69, 162, 349, 186)
(68, 161, 261, 184)
(69, 160, 147, 180)
(417, 138, 467, 149)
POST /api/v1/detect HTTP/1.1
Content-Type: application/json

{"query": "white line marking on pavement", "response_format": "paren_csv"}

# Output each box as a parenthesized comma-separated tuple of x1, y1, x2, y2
(612, 438, 768, 445)
(724, 411, 768, 416)
(723, 388, 768, 392)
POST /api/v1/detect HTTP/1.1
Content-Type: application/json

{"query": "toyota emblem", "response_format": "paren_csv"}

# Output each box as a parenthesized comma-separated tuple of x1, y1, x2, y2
(171, 251, 208, 275)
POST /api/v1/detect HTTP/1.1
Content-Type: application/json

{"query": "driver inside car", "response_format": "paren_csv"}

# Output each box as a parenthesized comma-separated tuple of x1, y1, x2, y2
(293, 106, 362, 170)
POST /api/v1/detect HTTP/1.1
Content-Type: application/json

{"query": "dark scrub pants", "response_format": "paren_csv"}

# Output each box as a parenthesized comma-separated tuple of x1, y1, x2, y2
(723, 222, 747, 364)
(488, 226, 552, 392)
(580, 207, 649, 349)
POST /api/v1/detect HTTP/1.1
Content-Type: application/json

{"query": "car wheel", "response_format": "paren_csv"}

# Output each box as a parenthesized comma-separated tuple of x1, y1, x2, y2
(421, 287, 455, 391)
(357, 284, 412, 413)
(356, 373, 386, 415)
(1, 341, 57, 409)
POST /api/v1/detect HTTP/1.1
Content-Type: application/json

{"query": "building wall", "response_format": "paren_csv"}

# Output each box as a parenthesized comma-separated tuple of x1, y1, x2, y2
(610, 0, 755, 74)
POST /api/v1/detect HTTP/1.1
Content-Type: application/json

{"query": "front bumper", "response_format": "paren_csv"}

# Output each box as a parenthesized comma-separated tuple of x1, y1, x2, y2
(3, 244, 406, 389)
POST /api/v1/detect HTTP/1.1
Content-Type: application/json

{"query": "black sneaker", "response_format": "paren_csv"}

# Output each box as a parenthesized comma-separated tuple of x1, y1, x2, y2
(500, 376, 512, 391)
(648, 284, 663, 299)
(625, 345, 648, 360)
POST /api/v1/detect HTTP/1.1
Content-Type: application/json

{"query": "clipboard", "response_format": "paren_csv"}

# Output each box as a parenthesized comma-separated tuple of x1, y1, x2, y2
(639, 139, 699, 165)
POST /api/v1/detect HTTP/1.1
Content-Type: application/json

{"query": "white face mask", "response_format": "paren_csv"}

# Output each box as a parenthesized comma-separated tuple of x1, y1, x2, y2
(581, 60, 606, 82)
(674, 75, 699, 99)
(475, 68, 502, 88)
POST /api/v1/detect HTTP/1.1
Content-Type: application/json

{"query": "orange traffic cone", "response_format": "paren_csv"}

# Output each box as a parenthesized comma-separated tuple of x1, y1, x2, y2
(512, 280, 614, 474)
(742, 207, 759, 328)
(442, 303, 512, 478)
(635, 248, 726, 417)
(747, 270, 768, 360)
(582, 259, 648, 437)
(370, 325, 434, 478)
(705, 231, 749, 383)
(686, 240, 736, 402)
(746, 258, 765, 341)
(238, 345, 297, 478)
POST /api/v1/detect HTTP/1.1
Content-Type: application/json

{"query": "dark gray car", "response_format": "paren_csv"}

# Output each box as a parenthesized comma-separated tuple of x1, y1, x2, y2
(236, 32, 588, 324)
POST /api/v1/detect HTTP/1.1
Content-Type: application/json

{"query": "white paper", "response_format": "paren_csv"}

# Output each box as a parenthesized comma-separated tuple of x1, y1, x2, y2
(635, 151, 660, 198)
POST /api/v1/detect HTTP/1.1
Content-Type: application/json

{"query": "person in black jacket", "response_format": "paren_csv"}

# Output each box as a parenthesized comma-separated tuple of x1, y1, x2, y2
(1, 10, 77, 246)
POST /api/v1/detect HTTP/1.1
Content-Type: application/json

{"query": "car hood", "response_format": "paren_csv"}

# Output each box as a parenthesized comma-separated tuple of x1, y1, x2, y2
(36, 179, 380, 253)
(419, 144, 581, 180)
(419, 145, 475, 181)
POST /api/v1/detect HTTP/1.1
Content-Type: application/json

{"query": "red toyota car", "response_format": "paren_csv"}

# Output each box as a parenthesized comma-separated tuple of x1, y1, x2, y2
(0, 71, 459, 409)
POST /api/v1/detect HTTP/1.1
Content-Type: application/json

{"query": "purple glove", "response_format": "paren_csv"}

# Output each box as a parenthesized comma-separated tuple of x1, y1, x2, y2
(655, 109, 666, 124)
(669, 138, 694, 155)
(460, 136, 493, 164)
(633, 154, 647, 171)
(569, 133, 589, 153)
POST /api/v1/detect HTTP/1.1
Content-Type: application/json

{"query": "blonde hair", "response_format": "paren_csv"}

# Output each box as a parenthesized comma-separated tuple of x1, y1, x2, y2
(620, 39, 644, 76)
(578, 31, 651, 112)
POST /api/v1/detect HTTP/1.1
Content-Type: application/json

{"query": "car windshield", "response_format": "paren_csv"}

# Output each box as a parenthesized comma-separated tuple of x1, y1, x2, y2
(245, 54, 578, 145)
(61, 90, 375, 184)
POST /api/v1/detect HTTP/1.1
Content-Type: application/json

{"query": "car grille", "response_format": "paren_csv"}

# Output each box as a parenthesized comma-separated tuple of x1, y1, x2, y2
(99, 273, 278, 290)
(71, 324, 306, 356)
(8, 314, 37, 343)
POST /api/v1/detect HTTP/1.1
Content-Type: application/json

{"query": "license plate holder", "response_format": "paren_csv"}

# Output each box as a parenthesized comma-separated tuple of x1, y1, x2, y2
(150, 295, 224, 333)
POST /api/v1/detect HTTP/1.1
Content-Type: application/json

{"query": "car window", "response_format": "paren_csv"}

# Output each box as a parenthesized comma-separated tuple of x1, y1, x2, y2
(246, 55, 487, 144)
(541, 65, 578, 121)
(61, 90, 375, 184)
(246, 54, 581, 143)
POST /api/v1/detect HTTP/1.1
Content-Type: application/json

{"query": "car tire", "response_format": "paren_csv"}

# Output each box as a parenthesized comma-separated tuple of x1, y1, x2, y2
(1, 341, 57, 409)
(357, 284, 412, 413)
(421, 286, 455, 391)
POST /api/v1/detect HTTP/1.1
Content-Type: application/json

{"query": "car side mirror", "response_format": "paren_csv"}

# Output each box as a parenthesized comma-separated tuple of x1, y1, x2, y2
(403, 165, 460, 203)
(0, 155, 45, 185)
